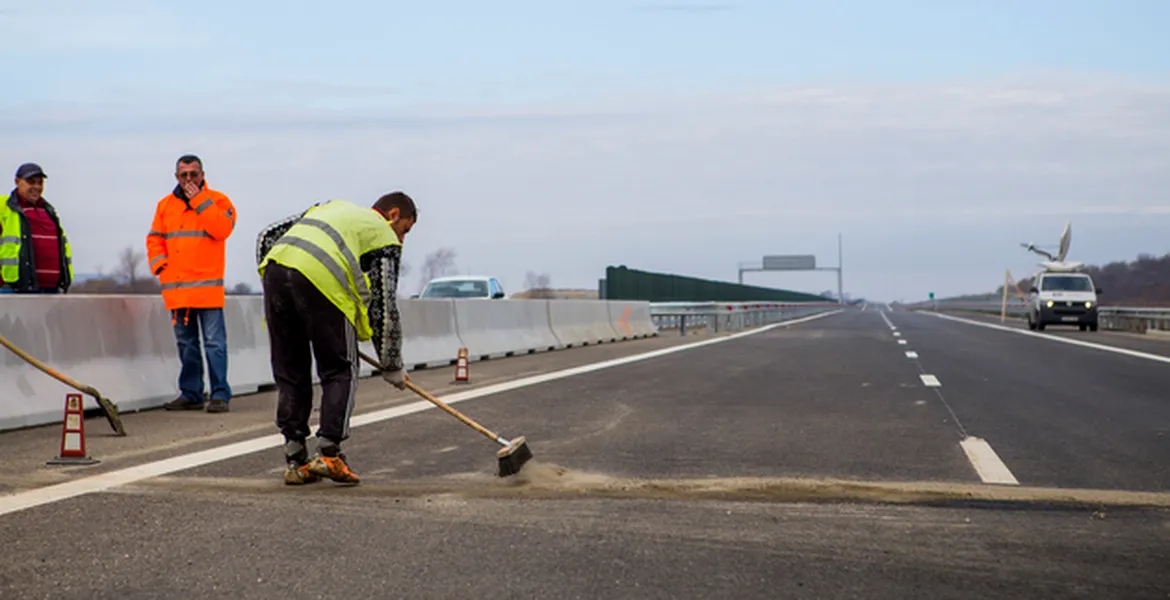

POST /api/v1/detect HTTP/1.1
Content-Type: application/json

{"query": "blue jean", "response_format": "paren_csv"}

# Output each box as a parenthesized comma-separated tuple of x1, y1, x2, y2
(173, 307, 232, 403)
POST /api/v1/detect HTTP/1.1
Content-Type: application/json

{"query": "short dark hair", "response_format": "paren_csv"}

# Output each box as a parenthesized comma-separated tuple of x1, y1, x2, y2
(176, 154, 202, 170)
(373, 191, 417, 219)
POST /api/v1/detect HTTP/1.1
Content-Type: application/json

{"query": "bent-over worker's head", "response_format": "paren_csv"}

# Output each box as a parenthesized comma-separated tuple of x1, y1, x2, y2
(14, 163, 46, 202)
(373, 191, 417, 241)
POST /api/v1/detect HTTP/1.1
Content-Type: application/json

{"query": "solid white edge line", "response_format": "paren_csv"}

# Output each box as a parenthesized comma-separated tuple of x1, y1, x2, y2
(960, 436, 1019, 485)
(879, 310, 896, 330)
(920, 374, 941, 387)
(923, 311, 1170, 365)
(0, 309, 846, 517)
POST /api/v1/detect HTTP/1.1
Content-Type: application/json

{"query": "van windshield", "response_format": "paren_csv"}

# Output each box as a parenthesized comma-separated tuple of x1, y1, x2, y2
(1040, 275, 1093, 292)
(421, 280, 489, 298)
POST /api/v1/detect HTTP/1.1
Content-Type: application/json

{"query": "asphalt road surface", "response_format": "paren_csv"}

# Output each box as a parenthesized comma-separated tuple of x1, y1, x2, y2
(2, 308, 1168, 599)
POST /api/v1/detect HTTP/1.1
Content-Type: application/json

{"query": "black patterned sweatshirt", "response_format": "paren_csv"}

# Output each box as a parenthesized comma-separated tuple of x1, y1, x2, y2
(254, 203, 405, 375)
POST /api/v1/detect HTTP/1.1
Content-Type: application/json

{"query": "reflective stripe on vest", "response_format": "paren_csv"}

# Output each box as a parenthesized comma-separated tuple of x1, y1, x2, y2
(259, 200, 400, 340)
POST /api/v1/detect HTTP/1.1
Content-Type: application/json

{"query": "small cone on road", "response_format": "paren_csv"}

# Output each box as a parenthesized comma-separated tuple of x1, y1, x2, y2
(453, 347, 470, 384)
(47, 393, 100, 466)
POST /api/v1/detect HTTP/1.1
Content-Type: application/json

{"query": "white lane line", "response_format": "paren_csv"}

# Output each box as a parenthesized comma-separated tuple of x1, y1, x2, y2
(960, 436, 1019, 485)
(905, 351, 918, 358)
(879, 310, 897, 330)
(898, 339, 908, 345)
(923, 311, 1170, 365)
(893, 331, 902, 337)
(0, 310, 846, 518)
(920, 374, 941, 387)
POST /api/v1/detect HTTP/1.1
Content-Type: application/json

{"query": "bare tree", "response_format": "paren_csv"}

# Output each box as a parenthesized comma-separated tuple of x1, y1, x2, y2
(524, 271, 554, 298)
(115, 246, 145, 288)
(417, 247, 457, 294)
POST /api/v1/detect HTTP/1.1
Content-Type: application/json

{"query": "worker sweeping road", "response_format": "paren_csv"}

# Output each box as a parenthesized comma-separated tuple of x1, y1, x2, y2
(255, 192, 418, 485)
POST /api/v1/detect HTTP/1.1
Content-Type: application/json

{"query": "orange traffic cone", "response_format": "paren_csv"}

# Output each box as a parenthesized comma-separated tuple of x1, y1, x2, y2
(47, 393, 100, 465)
(453, 347, 470, 384)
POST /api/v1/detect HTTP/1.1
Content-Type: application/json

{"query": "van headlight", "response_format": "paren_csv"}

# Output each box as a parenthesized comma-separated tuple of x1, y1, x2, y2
(1046, 300, 1054, 308)
(1085, 301, 1093, 308)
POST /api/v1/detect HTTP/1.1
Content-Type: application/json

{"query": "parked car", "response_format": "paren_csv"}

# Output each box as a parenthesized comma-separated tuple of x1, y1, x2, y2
(415, 276, 507, 300)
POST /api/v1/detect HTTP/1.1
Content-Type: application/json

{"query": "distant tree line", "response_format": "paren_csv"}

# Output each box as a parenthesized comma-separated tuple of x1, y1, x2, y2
(67, 245, 563, 300)
(70, 246, 257, 295)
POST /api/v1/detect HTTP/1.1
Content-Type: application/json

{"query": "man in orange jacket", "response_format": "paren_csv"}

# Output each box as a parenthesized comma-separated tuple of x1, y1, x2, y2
(146, 154, 237, 413)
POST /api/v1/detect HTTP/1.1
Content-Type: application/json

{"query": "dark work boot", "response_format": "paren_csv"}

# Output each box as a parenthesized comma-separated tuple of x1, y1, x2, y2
(206, 399, 230, 413)
(163, 397, 204, 411)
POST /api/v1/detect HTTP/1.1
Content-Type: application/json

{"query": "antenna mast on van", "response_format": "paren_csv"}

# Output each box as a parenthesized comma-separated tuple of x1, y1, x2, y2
(1020, 221, 1083, 272)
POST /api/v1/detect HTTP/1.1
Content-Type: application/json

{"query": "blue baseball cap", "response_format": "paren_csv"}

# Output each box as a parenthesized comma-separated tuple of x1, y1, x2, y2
(15, 163, 46, 180)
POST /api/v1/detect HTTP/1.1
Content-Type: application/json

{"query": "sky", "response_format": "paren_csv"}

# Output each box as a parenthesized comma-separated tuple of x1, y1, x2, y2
(2, 0, 1168, 303)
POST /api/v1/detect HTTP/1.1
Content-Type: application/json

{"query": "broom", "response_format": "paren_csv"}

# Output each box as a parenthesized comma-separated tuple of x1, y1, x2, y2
(358, 350, 532, 477)
(0, 332, 126, 436)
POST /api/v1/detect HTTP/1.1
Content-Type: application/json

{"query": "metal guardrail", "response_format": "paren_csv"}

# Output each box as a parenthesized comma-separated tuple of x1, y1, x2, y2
(906, 301, 1170, 334)
(649, 301, 842, 335)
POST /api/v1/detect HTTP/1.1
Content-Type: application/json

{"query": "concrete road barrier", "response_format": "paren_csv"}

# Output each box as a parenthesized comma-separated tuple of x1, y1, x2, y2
(0, 295, 657, 432)
(453, 299, 562, 359)
(607, 301, 657, 340)
(397, 299, 465, 369)
(548, 299, 621, 346)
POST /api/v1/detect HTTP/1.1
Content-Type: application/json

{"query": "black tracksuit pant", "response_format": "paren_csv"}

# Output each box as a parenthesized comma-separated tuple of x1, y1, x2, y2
(262, 262, 359, 455)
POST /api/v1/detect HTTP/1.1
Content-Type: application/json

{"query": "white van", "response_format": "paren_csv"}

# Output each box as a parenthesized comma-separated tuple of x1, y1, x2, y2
(1021, 221, 1100, 332)
(1026, 267, 1101, 332)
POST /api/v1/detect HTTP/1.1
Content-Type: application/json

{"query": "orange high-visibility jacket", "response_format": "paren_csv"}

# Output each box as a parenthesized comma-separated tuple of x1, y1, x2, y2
(145, 182, 237, 310)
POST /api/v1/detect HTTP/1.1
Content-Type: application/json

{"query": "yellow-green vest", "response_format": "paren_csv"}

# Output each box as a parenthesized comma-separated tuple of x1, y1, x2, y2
(259, 200, 401, 340)
(0, 194, 74, 291)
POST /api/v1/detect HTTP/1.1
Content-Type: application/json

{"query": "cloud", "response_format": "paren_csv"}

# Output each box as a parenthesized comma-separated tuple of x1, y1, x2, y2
(3, 74, 1168, 301)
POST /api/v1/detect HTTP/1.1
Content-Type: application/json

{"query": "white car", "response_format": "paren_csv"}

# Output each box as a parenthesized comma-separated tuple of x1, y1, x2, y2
(416, 276, 507, 300)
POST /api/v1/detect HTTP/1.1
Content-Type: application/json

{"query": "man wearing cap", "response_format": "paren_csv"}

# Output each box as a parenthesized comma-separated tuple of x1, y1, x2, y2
(0, 163, 73, 294)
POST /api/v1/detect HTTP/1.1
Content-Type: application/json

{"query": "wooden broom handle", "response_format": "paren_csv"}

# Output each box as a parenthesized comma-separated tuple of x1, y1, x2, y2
(357, 351, 503, 443)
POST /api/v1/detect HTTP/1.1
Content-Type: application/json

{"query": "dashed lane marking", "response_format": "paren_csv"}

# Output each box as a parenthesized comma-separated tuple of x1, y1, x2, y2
(898, 340, 907, 345)
(960, 436, 1020, 485)
(894, 313, 1019, 486)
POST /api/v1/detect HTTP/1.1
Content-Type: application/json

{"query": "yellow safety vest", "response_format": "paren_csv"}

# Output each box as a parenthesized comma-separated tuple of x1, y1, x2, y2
(259, 199, 401, 340)
(0, 194, 74, 290)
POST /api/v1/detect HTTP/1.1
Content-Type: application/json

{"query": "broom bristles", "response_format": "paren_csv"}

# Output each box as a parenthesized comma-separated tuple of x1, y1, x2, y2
(497, 436, 533, 477)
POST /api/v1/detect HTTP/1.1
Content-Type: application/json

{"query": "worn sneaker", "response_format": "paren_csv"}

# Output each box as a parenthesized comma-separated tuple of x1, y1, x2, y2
(284, 458, 321, 485)
(163, 397, 204, 411)
(306, 454, 360, 484)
